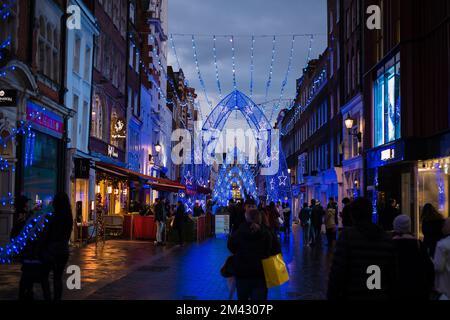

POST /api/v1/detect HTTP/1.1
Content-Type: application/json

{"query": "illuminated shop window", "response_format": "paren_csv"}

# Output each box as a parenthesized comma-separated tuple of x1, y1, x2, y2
(374, 54, 401, 147)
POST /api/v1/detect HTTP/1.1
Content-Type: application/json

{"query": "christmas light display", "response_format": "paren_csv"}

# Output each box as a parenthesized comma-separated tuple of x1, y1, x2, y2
(264, 36, 277, 101)
(0, 211, 53, 264)
(212, 35, 223, 100)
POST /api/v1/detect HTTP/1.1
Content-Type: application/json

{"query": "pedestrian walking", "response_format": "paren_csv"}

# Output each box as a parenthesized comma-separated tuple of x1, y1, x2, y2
(282, 203, 291, 236)
(310, 199, 325, 245)
(325, 202, 337, 247)
(227, 209, 273, 300)
(327, 198, 396, 300)
(267, 202, 281, 233)
(11, 196, 50, 300)
(434, 218, 450, 300)
(154, 198, 167, 246)
(421, 203, 445, 257)
(193, 201, 204, 217)
(391, 215, 434, 300)
(299, 203, 311, 246)
(340, 197, 352, 228)
(41, 192, 73, 300)
(174, 201, 186, 246)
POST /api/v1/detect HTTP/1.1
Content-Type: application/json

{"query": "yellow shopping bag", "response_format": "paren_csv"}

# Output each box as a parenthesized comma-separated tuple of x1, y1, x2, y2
(262, 253, 289, 288)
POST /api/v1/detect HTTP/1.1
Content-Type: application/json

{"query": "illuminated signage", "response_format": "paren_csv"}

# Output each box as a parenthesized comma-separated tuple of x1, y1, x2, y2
(107, 145, 119, 158)
(111, 117, 126, 140)
(381, 148, 395, 161)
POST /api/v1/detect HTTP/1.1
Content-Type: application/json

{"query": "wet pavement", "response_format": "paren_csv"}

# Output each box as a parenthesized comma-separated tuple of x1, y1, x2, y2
(0, 224, 333, 300)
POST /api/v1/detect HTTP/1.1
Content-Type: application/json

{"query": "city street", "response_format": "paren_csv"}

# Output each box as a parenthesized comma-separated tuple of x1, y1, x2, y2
(0, 225, 332, 300)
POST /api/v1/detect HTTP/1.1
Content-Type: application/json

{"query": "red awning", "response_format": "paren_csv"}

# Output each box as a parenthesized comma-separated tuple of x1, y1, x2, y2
(95, 162, 186, 192)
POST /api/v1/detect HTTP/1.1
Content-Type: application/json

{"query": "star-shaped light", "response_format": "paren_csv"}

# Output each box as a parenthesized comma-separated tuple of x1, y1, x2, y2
(278, 171, 288, 186)
(184, 171, 193, 186)
(270, 178, 275, 190)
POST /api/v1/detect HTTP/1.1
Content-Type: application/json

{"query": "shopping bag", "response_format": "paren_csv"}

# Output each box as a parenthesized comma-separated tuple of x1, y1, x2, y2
(262, 253, 289, 288)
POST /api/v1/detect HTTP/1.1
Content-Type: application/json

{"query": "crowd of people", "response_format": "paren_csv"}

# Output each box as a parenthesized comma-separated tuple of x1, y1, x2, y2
(325, 198, 450, 300)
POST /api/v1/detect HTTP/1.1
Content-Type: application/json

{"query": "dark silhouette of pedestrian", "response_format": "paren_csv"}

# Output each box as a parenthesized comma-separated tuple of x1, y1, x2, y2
(11, 195, 51, 300)
(391, 214, 434, 300)
(227, 209, 273, 300)
(299, 202, 311, 246)
(310, 199, 325, 245)
(379, 198, 400, 231)
(340, 197, 352, 228)
(327, 198, 396, 300)
(174, 201, 186, 246)
(41, 192, 73, 300)
(421, 203, 445, 257)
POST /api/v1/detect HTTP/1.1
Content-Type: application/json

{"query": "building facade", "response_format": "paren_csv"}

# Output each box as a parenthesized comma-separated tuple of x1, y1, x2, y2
(363, 0, 450, 233)
(0, 0, 71, 242)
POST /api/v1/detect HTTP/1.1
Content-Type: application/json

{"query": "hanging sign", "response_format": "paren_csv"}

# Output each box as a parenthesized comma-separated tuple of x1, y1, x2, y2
(0, 90, 17, 107)
(111, 117, 126, 140)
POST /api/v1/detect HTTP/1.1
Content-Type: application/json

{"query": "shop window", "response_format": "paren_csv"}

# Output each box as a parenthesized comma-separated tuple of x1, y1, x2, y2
(73, 36, 81, 74)
(91, 95, 104, 140)
(23, 131, 58, 206)
(374, 55, 400, 147)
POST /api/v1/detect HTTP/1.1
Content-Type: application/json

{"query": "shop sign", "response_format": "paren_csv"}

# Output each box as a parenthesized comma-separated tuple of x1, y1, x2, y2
(26, 100, 64, 138)
(381, 148, 395, 161)
(107, 145, 119, 158)
(74, 158, 90, 179)
(367, 141, 404, 169)
(0, 89, 17, 106)
(111, 117, 126, 140)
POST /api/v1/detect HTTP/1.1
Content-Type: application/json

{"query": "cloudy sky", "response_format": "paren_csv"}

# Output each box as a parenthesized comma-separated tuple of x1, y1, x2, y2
(167, 0, 327, 125)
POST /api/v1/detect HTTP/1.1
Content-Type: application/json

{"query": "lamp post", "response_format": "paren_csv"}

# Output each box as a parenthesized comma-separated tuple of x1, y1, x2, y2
(155, 141, 162, 153)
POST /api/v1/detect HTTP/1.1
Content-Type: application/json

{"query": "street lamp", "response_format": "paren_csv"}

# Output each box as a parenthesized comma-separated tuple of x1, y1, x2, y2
(155, 141, 162, 153)
(345, 114, 362, 143)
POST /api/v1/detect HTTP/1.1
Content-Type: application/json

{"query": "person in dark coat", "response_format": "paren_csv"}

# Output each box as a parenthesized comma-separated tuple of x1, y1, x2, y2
(266, 201, 280, 232)
(310, 199, 325, 245)
(11, 195, 51, 300)
(391, 214, 434, 300)
(41, 192, 73, 300)
(340, 197, 352, 228)
(173, 201, 186, 246)
(379, 198, 400, 231)
(299, 202, 312, 246)
(228, 209, 273, 300)
(282, 202, 291, 236)
(421, 203, 445, 257)
(193, 202, 204, 218)
(154, 198, 167, 246)
(327, 198, 396, 300)
(230, 200, 246, 233)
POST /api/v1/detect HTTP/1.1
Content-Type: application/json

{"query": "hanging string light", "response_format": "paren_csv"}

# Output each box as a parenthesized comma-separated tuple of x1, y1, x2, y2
(230, 35, 237, 91)
(270, 35, 296, 122)
(249, 36, 255, 99)
(191, 35, 213, 113)
(264, 36, 277, 101)
(212, 35, 222, 100)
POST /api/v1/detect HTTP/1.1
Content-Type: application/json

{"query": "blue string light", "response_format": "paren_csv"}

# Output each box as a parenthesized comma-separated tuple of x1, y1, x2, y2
(0, 211, 53, 264)
(230, 35, 237, 91)
(212, 35, 222, 101)
(249, 36, 255, 99)
(264, 36, 277, 101)
(191, 35, 213, 113)
(270, 36, 296, 122)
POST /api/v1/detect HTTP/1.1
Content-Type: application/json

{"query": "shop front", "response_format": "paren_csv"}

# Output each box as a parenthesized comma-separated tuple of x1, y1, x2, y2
(20, 100, 65, 207)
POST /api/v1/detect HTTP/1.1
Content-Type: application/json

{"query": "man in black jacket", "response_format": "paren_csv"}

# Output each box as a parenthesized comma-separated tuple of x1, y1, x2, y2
(227, 209, 273, 300)
(327, 197, 396, 300)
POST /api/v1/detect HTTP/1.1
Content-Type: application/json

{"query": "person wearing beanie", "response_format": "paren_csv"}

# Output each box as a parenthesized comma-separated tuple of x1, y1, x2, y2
(434, 218, 450, 299)
(392, 214, 434, 300)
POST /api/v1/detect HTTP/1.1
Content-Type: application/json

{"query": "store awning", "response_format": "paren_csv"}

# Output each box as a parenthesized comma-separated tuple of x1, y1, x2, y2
(95, 162, 186, 192)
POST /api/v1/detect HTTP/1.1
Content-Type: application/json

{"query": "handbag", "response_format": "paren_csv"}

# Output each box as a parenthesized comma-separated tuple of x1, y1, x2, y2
(261, 253, 289, 288)
(220, 255, 235, 278)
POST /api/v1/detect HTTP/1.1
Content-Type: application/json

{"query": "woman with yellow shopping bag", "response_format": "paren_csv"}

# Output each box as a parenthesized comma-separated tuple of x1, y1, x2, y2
(227, 208, 286, 300)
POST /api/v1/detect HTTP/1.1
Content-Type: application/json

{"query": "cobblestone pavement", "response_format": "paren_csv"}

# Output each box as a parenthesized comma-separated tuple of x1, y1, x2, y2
(0, 224, 333, 300)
